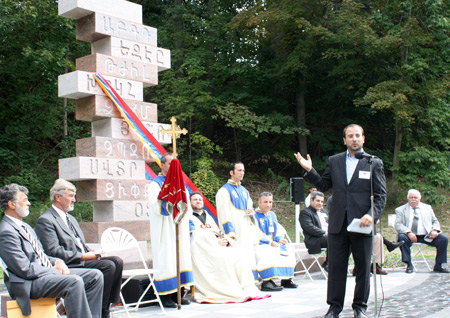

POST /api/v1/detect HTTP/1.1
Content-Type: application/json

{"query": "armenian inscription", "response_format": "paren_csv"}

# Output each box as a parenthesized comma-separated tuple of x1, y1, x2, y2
(58, 0, 172, 249)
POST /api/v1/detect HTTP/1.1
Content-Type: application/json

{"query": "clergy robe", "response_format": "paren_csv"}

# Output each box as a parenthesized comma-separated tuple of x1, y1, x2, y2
(254, 210, 295, 280)
(215, 180, 259, 280)
(148, 175, 193, 295)
(189, 212, 267, 303)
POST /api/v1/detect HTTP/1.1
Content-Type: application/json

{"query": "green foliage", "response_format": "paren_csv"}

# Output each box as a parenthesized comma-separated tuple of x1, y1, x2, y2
(0, 0, 90, 211)
(215, 104, 309, 138)
(1, 0, 450, 215)
(393, 147, 450, 205)
(179, 133, 222, 205)
(190, 159, 222, 206)
(266, 168, 290, 201)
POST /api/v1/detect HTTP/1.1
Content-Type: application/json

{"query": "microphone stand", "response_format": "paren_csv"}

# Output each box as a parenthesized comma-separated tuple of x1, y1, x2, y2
(367, 156, 378, 318)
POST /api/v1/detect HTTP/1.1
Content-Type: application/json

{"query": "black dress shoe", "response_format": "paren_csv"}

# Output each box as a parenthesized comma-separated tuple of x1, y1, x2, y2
(170, 291, 191, 305)
(433, 267, 449, 273)
(324, 310, 339, 318)
(386, 240, 405, 252)
(354, 308, 368, 318)
(261, 280, 283, 291)
(161, 296, 177, 308)
(281, 278, 298, 288)
(406, 266, 414, 273)
(101, 308, 110, 318)
(181, 297, 191, 305)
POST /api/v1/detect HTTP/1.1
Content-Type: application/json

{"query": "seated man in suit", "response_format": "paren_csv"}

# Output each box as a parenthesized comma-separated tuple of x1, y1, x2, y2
(300, 191, 329, 270)
(395, 189, 448, 273)
(306, 192, 401, 275)
(304, 186, 317, 208)
(35, 179, 123, 318)
(0, 183, 103, 318)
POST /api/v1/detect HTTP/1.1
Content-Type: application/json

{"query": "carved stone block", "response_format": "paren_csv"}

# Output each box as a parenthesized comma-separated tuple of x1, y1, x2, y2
(91, 117, 172, 144)
(59, 157, 145, 181)
(58, 0, 142, 23)
(77, 179, 149, 201)
(58, 71, 143, 101)
(75, 95, 157, 122)
(93, 200, 150, 221)
(76, 136, 154, 161)
(91, 37, 170, 71)
(76, 13, 156, 46)
(76, 53, 158, 87)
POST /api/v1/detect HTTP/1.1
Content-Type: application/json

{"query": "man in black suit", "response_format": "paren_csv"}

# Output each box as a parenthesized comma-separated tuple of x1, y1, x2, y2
(35, 179, 123, 318)
(0, 183, 103, 318)
(295, 124, 387, 318)
(299, 191, 328, 270)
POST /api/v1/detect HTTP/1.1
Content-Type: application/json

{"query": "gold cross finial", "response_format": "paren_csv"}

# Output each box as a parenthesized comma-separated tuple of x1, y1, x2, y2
(160, 116, 188, 158)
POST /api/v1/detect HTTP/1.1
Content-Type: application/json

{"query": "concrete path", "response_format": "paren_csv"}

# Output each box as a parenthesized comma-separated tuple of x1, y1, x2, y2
(108, 265, 449, 318)
(1, 264, 449, 317)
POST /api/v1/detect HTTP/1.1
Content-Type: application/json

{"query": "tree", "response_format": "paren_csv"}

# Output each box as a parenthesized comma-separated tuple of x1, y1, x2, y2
(0, 0, 90, 223)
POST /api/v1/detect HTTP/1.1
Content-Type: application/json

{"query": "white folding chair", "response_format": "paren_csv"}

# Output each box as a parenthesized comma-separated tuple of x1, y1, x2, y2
(298, 226, 328, 280)
(0, 256, 63, 317)
(277, 223, 313, 280)
(100, 227, 166, 317)
(388, 214, 432, 272)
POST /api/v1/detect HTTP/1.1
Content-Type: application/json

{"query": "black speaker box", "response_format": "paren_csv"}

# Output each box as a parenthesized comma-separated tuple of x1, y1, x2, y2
(121, 276, 157, 307)
(290, 177, 304, 203)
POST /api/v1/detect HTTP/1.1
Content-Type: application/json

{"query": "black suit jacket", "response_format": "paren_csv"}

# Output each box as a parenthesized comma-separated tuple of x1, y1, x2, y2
(0, 217, 60, 315)
(299, 206, 328, 254)
(35, 207, 91, 267)
(305, 152, 386, 234)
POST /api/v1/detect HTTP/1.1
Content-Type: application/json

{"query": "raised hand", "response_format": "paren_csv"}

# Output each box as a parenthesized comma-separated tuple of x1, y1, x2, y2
(294, 152, 312, 172)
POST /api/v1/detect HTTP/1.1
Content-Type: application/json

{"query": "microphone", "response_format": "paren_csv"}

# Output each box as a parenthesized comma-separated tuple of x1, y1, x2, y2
(355, 151, 376, 160)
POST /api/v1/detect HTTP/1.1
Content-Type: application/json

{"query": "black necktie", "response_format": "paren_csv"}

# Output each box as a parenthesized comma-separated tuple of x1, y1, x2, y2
(66, 215, 88, 252)
(411, 208, 419, 234)
(21, 225, 52, 268)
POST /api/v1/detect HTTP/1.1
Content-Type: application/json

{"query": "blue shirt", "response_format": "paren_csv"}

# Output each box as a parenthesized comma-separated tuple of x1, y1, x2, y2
(345, 150, 360, 184)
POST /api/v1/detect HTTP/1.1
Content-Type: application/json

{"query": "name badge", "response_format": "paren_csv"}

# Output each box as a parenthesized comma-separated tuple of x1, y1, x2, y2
(269, 226, 274, 233)
(359, 171, 370, 179)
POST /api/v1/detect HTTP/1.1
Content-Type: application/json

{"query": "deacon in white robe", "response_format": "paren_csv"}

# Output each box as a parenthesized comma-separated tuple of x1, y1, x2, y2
(215, 162, 259, 281)
(189, 193, 268, 303)
(254, 192, 298, 291)
(148, 153, 193, 308)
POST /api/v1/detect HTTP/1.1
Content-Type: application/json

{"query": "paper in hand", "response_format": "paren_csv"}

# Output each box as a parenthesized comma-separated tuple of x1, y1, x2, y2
(347, 218, 372, 234)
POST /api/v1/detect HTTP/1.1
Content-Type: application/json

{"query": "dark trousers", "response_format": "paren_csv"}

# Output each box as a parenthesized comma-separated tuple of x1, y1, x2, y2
(327, 219, 372, 314)
(84, 256, 124, 309)
(398, 233, 448, 267)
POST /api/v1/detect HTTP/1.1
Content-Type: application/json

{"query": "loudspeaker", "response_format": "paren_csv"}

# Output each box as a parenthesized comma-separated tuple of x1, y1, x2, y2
(290, 177, 304, 203)
(121, 277, 156, 307)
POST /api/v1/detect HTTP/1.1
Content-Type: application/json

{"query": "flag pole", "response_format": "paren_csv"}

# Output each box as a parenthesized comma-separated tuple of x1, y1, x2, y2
(176, 223, 181, 310)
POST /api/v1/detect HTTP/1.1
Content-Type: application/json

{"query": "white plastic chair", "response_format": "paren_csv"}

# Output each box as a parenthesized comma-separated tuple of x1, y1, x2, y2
(388, 214, 432, 272)
(298, 226, 328, 280)
(100, 227, 166, 317)
(277, 223, 315, 280)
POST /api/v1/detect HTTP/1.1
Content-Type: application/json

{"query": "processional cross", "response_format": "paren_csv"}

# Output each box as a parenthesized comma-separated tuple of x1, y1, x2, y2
(160, 116, 188, 158)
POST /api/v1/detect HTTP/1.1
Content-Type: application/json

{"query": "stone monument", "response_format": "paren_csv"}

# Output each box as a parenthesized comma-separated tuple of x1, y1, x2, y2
(57, 0, 171, 261)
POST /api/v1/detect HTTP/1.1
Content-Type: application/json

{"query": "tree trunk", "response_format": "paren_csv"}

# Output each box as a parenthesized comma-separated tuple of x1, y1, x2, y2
(390, 119, 402, 194)
(296, 78, 308, 156)
(173, 0, 184, 70)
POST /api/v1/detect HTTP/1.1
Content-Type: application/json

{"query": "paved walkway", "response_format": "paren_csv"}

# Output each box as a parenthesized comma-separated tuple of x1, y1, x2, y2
(107, 264, 449, 318)
(1, 264, 449, 317)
